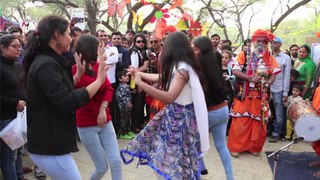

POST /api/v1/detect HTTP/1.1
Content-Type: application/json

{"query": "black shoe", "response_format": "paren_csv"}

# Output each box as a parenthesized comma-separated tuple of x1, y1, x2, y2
(269, 136, 280, 143)
(201, 169, 208, 175)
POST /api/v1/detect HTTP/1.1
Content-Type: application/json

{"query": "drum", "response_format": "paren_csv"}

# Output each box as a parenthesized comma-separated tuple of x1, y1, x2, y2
(287, 101, 315, 123)
(294, 114, 320, 142)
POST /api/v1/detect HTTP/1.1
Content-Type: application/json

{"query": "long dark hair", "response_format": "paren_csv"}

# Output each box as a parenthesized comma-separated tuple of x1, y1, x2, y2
(74, 34, 99, 76)
(23, 15, 69, 74)
(159, 31, 207, 92)
(0, 34, 18, 56)
(132, 33, 147, 50)
(130, 33, 148, 65)
(193, 36, 225, 99)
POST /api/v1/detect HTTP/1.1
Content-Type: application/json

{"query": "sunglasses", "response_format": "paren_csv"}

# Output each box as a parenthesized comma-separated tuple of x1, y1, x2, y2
(150, 40, 159, 44)
(99, 34, 108, 37)
(136, 40, 145, 44)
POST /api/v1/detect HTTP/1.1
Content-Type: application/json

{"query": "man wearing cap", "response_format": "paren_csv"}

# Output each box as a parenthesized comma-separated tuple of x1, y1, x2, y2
(269, 37, 291, 143)
(228, 29, 281, 158)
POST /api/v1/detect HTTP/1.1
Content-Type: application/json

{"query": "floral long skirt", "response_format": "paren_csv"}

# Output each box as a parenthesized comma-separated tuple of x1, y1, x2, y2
(120, 103, 201, 180)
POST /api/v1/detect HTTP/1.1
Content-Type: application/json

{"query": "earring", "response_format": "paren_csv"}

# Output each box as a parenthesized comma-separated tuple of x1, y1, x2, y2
(56, 40, 61, 48)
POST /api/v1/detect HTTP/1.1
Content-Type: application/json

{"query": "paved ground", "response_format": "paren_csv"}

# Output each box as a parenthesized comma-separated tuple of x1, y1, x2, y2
(18, 136, 315, 180)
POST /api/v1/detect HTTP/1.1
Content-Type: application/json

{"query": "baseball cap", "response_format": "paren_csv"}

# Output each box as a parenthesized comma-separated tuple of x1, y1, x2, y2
(273, 37, 283, 44)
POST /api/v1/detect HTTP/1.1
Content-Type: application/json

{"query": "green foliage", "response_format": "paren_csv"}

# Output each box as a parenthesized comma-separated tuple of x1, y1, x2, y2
(273, 16, 318, 49)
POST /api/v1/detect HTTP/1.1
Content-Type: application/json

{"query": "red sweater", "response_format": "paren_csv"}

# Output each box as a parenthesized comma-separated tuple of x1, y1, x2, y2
(72, 63, 113, 127)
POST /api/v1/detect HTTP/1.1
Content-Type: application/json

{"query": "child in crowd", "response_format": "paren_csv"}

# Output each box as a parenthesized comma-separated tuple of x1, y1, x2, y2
(121, 36, 129, 49)
(283, 84, 304, 140)
(289, 69, 300, 96)
(222, 51, 235, 108)
(116, 70, 134, 139)
(222, 51, 235, 135)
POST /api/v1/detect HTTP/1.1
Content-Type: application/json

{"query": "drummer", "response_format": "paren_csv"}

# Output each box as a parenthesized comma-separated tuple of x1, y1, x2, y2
(309, 76, 320, 177)
(283, 84, 304, 140)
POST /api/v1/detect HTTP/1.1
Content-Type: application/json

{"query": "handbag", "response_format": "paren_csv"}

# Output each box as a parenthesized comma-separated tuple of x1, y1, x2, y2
(0, 107, 27, 150)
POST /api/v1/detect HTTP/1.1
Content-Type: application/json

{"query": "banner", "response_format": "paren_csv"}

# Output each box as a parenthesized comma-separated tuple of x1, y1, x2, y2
(70, 8, 85, 30)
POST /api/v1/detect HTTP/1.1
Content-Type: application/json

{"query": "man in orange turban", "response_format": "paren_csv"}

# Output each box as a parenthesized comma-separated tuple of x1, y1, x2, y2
(227, 29, 281, 158)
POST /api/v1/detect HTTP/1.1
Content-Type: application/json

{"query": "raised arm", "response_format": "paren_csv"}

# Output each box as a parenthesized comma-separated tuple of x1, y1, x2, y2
(134, 69, 188, 104)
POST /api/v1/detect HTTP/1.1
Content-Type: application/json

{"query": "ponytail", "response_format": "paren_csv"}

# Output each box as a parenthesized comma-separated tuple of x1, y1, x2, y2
(23, 32, 40, 74)
(23, 15, 69, 75)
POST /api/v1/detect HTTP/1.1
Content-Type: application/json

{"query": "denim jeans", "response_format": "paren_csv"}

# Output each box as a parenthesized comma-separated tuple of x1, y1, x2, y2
(78, 121, 122, 180)
(16, 147, 24, 179)
(199, 106, 234, 180)
(29, 153, 81, 180)
(271, 91, 285, 137)
(0, 119, 18, 180)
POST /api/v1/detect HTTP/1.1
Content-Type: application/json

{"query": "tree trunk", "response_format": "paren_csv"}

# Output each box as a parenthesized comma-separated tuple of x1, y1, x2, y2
(84, 0, 97, 34)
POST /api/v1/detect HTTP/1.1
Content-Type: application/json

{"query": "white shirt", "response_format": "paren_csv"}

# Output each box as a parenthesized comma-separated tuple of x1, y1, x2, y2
(105, 46, 119, 84)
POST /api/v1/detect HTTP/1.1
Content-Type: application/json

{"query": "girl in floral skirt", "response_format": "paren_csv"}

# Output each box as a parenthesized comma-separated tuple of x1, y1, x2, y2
(120, 32, 209, 180)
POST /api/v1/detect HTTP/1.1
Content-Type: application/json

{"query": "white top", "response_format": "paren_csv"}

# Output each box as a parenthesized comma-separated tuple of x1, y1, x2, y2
(174, 64, 193, 105)
(284, 95, 304, 108)
(171, 62, 209, 152)
(105, 46, 119, 84)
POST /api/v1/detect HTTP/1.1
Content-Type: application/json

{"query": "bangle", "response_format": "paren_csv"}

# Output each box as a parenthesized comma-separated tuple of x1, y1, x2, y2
(100, 105, 107, 109)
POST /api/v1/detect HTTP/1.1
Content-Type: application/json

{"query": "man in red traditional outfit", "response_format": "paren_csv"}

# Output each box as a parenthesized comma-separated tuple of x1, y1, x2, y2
(227, 29, 281, 158)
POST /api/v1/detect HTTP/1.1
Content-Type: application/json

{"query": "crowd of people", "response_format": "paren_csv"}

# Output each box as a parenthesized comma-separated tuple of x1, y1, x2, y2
(0, 14, 320, 180)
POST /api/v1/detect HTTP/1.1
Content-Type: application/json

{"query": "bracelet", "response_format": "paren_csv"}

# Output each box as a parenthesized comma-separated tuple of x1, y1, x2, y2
(100, 105, 107, 109)
(248, 75, 253, 82)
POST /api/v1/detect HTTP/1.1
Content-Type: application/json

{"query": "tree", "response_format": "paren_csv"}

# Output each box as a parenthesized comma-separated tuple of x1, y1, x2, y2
(270, 0, 312, 32)
(197, 0, 312, 51)
(34, 0, 180, 34)
(0, 0, 60, 29)
(198, 0, 261, 49)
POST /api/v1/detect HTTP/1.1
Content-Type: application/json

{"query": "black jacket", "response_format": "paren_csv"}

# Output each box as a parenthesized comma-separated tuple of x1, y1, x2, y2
(26, 47, 90, 155)
(0, 56, 27, 120)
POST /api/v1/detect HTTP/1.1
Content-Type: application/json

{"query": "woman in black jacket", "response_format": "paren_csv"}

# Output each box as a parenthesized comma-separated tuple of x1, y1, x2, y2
(0, 34, 26, 180)
(23, 15, 107, 180)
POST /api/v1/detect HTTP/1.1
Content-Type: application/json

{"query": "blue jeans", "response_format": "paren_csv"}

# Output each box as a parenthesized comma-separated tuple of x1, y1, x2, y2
(78, 121, 122, 180)
(29, 153, 81, 180)
(0, 119, 18, 180)
(271, 91, 285, 137)
(16, 147, 24, 179)
(199, 106, 234, 180)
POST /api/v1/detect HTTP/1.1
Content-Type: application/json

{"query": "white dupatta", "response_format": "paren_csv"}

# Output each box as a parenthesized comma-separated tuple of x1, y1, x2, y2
(175, 62, 210, 152)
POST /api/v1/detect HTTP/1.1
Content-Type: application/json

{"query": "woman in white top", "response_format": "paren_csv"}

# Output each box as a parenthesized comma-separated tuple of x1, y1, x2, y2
(121, 32, 209, 179)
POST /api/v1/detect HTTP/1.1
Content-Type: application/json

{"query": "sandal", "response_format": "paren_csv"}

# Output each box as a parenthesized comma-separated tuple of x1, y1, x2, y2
(34, 166, 46, 180)
(22, 167, 33, 174)
(249, 152, 260, 157)
(230, 152, 240, 158)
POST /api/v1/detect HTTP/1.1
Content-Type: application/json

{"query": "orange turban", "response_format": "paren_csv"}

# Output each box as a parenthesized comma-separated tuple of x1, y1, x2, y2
(252, 29, 275, 43)
(161, 25, 177, 35)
